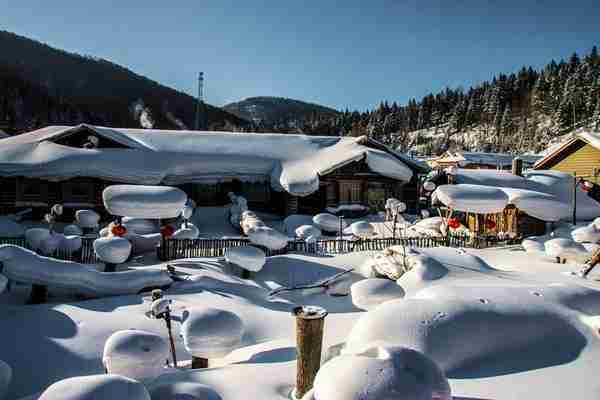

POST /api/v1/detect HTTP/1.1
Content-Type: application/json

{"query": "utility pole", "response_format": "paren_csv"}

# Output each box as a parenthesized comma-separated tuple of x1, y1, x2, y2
(194, 72, 204, 130)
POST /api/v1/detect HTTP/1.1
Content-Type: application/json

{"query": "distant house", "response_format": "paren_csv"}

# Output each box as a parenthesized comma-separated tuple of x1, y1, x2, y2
(0, 124, 428, 216)
(534, 130, 600, 185)
(428, 151, 541, 170)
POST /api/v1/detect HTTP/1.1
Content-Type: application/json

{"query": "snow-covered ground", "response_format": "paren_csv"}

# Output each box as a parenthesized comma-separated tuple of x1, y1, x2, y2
(3, 239, 600, 399)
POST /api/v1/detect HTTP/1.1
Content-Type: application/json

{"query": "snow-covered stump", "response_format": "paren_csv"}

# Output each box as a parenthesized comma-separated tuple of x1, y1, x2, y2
(292, 305, 328, 399)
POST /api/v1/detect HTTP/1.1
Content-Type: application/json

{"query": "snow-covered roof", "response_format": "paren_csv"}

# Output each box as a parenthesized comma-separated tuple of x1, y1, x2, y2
(436, 168, 600, 221)
(0, 124, 417, 197)
(434, 151, 541, 168)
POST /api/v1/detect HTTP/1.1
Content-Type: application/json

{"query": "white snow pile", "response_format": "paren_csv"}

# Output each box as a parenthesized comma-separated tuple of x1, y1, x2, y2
(349, 221, 375, 239)
(0, 245, 171, 297)
(239, 211, 265, 235)
(283, 214, 314, 235)
(122, 217, 160, 235)
(102, 329, 169, 382)
(521, 236, 548, 253)
(25, 229, 81, 255)
(434, 184, 509, 214)
(172, 223, 200, 239)
(308, 345, 451, 400)
(572, 223, 600, 244)
(247, 226, 289, 251)
(149, 382, 221, 400)
(93, 236, 132, 264)
(224, 246, 266, 272)
(385, 198, 407, 214)
(0, 216, 24, 238)
(75, 209, 100, 229)
(103, 185, 187, 219)
(181, 307, 244, 359)
(0, 360, 11, 400)
(38, 374, 150, 400)
(62, 224, 83, 236)
(312, 213, 347, 234)
(544, 238, 590, 263)
(295, 225, 322, 240)
(350, 278, 404, 310)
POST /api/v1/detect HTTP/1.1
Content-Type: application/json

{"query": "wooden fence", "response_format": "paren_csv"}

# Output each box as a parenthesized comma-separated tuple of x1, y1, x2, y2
(0, 236, 99, 264)
(157, 234, 495, 261)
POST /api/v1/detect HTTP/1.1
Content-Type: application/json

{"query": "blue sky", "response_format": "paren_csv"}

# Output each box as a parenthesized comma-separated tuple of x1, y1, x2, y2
(1, 0, 599, 110)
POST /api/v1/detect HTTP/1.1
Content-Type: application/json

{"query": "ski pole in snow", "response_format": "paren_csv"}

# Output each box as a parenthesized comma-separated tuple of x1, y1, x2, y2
(151, 289, 178, 368)
(292, 305, 328, 399)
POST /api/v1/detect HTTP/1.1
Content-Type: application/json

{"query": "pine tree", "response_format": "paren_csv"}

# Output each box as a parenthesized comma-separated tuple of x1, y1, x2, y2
(593, 100, 600, 130)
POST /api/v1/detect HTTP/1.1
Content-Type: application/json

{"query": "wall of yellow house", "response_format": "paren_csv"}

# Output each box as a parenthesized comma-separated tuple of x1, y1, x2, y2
(552, 144, 600, 184)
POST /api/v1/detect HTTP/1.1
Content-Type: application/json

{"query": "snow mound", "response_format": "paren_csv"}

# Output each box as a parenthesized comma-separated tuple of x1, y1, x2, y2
(60, 235, 82, 253)
(103, 185, 187, 219)
(247, 227, 289, 251)
(75, 209, 100, 228)
(181, 307, 244, 358)
(349, 221, 375, 239)
(572, 224, 600, 243)
(295, 225, 322, 240)
(311, 345, 450, 400)
(312, 213, 347, 233)
(434, 184, 509, 214)
(103, 329, 169, 382)
(38, 374, 150, 400)
(0, 360, 11, 400)
(25, 228, 50, 252)
(149, 382, 222, 400)
(521, 236, 548, 252)
(122, 217, 160, 235)
(172, 224, 200, 239)
(224, 246, 266, 272)
(0, 245, 172, 296)
(94, 237, 132, 264)
(544, 238, 589, 262)
(350, 278, 404, 310)
(63, 224, 83, 236)
(0, 216, 24, 238)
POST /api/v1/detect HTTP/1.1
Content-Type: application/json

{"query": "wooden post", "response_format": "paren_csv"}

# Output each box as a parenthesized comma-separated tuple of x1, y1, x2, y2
(293, 305, 328, 399)
(191, 356, 209, 369)
(28, 284, 48, 304)
(511, 157, 523, 177)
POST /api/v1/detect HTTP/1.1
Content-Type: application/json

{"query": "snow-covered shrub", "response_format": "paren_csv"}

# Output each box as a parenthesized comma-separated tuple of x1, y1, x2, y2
(38, 374, 150, 400)
(350, 278, 404, 310)
(122, 217, 160, 235)
(295, 225, 322, 240)
(93, 236, 132, 264)
(350, 221, 375, 239)
(312, 213, 347, 234)
(25, 228, 51, 252)
(224, 246, 266, 272)
(181, 307, 244, 359)
(247, 226, 289, 250)
(75, 209, 101, 229)
(0, 360, 11, 400)
(103, 329, 169, 382)
(63, 224, 83, 236)
(311, 345, 450, 400)
(103, 185, 187, 219)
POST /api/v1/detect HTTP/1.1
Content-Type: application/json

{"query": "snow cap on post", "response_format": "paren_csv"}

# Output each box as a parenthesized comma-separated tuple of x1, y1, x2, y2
(38, 374, 150, 400)
(103, 185, 187, 219)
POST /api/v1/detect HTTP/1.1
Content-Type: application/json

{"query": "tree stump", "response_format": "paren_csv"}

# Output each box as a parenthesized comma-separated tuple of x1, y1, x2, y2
(293, 305, 328, 399)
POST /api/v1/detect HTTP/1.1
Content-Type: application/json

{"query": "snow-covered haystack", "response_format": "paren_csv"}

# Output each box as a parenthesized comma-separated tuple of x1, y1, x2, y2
(149, 382, 221, 400)
(0, 245, 172, 297)
(0, 216, 24, 238)
(182, 307, 244, 359)
(125, 232, 161, 256)
(94, 236, 132, 264)
(0, 360, 11, 400)
(349, 221, 375, 239)
(75, 209, 100, 229)
(295, 225, 322, 240)
(122, 217, 160, 235)
(312, 213, 347, 234)
(103, 185, 187, 219)
(103, 329, 169, 382)
(572, 223, 600, 244)
(434, 184, 509, 214)
(63, 224, 83, 236)
(38, 374, 150, 400)
(247, 226, 289, 251)
(224, 246, 266, 272)
(350, 278, 404, 310)
(544, 238, 590, 263)
(309, 345, 450, 400)
(172, 223, 200, 239)
(25, 228, 50, 252)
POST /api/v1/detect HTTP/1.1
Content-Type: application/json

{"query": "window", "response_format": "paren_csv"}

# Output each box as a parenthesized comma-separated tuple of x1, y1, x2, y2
(339, 181, 362, 204)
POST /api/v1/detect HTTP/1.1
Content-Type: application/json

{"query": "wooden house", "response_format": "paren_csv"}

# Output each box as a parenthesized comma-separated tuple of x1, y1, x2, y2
(428, 151, 540, 171)
(0, 124, 428, 217)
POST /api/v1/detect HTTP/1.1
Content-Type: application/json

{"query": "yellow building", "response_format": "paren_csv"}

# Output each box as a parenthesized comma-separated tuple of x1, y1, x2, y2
(535, 131, 600, 184)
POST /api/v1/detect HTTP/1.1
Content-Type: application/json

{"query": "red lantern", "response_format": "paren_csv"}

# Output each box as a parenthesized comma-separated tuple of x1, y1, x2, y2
(161, 225, 175, 238)
(111, 224, 127, 237)
(447, 218, 460, 229)
(485, 219, 496, 230)
(581, 180, 594, 192)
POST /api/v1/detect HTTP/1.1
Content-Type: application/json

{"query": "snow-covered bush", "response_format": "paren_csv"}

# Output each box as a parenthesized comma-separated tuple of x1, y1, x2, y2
(103, 329, 169, 382)
(75, 209, 100, 229)
(350, 278, 404, 310)
(247, 226, 289, 250)
(38, 374, 150, 400)
(181, 307, 244, 359)
(224, 246, 266, 272)
(0, 360, 10, 400)
(312, 213, 347, 234)
(63, 224, 83, 236)
(94, 236, 132, 264)
(103, 185, 187, 219)
(310, 345, 451, 400)
(295, 225, 322, 240)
